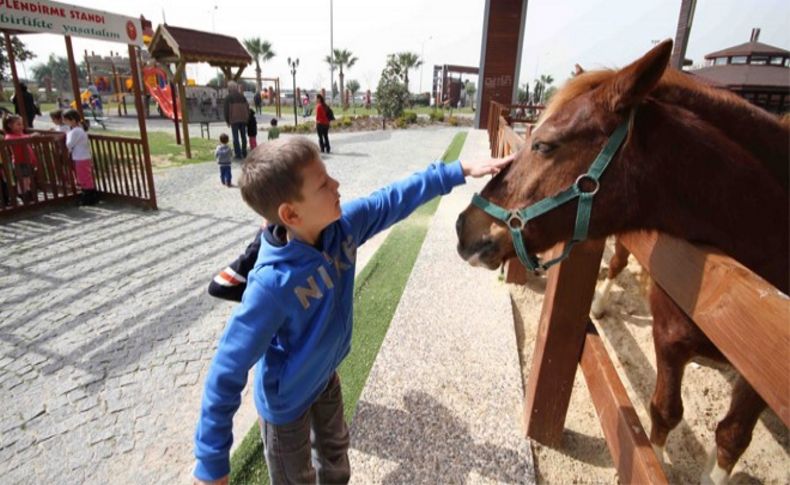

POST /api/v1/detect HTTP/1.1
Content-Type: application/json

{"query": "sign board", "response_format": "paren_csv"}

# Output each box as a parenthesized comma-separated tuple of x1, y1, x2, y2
(184, 86, 223, 124)
(0, 0, 143, 46)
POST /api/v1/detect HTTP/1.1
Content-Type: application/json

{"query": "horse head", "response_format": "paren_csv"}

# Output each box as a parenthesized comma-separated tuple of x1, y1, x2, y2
(456, 40, 674, 270)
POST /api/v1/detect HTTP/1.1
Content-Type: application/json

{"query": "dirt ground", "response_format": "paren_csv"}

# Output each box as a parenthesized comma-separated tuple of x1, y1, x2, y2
(508, 239, 789, 484)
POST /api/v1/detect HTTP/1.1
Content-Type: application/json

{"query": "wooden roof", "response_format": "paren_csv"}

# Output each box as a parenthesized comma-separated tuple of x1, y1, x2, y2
(705, 41, 789, 60)
(147, 24, 251, 67)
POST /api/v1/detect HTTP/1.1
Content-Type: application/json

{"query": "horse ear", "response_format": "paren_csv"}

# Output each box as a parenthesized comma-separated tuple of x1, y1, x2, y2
(573, 64, 584, 77)
(604, 39, 673, 112)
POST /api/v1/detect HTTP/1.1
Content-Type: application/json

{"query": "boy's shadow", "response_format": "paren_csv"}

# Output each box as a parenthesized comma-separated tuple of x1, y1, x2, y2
(351, 391, 531, 484)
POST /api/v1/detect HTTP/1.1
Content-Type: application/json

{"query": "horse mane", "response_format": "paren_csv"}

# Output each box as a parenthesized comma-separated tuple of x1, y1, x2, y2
(541, 68, 790, 190)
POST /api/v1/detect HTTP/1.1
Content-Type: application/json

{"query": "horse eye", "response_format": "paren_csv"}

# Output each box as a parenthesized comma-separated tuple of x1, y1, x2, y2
(531, 141, 556, 154)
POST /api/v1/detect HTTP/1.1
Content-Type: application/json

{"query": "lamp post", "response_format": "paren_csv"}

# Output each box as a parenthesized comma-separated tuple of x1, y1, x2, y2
(419, 36, 432, 94)
(288, 57, 299, 126)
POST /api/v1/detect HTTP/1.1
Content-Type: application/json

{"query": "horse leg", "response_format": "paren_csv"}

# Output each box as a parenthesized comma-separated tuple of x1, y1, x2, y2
(701, 376, 766, 485)
(591, 238, 631, 317)
(648, 284, 695, 464)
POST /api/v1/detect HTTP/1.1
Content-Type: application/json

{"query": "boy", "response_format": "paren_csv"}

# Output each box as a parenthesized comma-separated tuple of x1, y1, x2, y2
(50, 109, 69, 133)
(268, 118, 280, 141)
(216, 133, 233, 187)
(193, 137, 514, 484)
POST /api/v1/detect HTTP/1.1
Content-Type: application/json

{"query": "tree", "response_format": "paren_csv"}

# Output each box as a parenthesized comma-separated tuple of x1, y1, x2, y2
(325, 48, 357, 108)
(533, 74, 554, 104)
(463, 80, 476, 109)
(395, 51, 422, 93)
(376, 59, 409, 129)
(517, 82, 530, 103)
(207, 72, 225, 88)
(243, 37, 275, 93)
(0, 35, 35, 85)
(346, 79, 360, 111)
(32, 54, 83, 94)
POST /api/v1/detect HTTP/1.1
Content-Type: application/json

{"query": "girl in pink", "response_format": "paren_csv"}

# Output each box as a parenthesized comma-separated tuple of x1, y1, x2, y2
(3, 114, 38, 203)
(63, 109, 98, 205)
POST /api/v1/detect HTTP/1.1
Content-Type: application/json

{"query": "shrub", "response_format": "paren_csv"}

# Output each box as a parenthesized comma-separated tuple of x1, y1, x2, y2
(448, 115, 459, 126)
(401, 111, 417, 124)
(340, 115, 353, 128)
(429, 111, 444, 123)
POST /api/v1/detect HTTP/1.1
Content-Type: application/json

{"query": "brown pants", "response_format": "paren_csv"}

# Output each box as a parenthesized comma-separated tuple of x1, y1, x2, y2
(259, 372, 350, 484)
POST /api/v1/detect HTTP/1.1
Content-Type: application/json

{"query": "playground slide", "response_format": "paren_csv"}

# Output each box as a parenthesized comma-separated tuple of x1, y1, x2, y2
(143, 66, 178, 120)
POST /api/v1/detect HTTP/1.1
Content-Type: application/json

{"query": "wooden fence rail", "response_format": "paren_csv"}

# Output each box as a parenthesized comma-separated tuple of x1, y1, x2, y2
(486, 101, 789, 484)
(89, 134, 157, 210)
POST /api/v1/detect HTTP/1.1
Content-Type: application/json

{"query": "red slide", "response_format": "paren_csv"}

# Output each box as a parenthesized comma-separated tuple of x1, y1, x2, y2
(143, 66, 179, 120)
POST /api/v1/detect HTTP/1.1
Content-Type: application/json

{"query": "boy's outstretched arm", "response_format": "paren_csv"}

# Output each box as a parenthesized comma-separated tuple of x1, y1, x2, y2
(207, 229, 264, 302)
(343, 152, 516, 246)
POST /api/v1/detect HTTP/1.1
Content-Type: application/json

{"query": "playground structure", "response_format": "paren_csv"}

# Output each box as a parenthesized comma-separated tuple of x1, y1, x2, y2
(147, 24, 251, 158)
(241, 76, 282, 118)
(1, 4, 156, 217)
(433, 64, 478, 108)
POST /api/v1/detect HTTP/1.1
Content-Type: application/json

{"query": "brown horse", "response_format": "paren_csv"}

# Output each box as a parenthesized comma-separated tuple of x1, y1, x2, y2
(456, 40, 788, 484)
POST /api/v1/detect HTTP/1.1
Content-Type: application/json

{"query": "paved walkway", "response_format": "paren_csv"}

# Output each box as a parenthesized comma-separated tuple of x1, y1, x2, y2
(0, 127, 463, 484)
(349, 129, 536, 484)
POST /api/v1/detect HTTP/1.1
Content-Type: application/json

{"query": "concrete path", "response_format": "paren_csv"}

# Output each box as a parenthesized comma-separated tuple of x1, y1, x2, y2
(0, 127, 463, 484)
(349, 129, 536, 484)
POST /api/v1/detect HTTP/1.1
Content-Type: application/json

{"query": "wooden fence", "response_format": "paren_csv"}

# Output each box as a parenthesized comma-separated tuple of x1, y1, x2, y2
(89, 134, 157, 210)
(0, 132, 156, 218)
(487, 102, 789, 484)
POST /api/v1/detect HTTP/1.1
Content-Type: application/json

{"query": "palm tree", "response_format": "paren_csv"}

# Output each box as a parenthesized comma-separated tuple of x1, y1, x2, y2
(325, 48, 357, 107)
(243, 37, 275, 93)
(396, 52, 422, 93)
(346, 79, 360, 112)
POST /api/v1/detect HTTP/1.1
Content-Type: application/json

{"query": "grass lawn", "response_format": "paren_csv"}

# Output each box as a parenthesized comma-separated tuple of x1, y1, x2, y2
(261, 104, 474, 117)
(229, 131, 468, 484)
(110, 130, 218, 169)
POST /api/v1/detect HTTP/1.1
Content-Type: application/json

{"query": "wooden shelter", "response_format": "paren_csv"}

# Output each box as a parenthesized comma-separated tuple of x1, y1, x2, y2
(147, 24, 251, 158)
(1, 2, 156, 216)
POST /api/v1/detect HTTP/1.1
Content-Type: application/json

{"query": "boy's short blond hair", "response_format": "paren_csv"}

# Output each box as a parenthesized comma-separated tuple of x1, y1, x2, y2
(239, 137, 320, 223)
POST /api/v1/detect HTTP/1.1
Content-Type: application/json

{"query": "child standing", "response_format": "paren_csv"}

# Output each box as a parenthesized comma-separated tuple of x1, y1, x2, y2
(247, 109, 258, 150)
(192, 137, 515, 484)
(267, 118, 280, 141)
(63, 109, 98, 205)
(3, 114, 38, 203)
(50, 110, 70, 134)
(216, 133, 233, 187)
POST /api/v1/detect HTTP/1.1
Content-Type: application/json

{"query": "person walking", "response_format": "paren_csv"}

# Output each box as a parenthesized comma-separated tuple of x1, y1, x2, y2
(315, 94, 333, 154)
(11, 83, 40, 128)
(254, 90, 262, 115)
(223, 81, 250, 159)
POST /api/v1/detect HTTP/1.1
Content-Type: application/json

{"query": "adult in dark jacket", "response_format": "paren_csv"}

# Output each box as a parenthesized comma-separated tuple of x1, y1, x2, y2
(223, 81, 250, 159)
(12, 83, 40, 128)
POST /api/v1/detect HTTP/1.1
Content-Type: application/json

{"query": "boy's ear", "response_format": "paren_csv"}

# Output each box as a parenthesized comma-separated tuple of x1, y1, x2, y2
(277, 202, 300, 227)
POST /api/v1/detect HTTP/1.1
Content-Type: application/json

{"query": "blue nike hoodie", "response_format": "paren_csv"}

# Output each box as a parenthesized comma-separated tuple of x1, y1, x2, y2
(194, 160, 466, 480)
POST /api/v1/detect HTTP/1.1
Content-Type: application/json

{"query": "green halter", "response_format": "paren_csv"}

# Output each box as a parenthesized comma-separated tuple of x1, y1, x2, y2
(471, 115, 631, 272)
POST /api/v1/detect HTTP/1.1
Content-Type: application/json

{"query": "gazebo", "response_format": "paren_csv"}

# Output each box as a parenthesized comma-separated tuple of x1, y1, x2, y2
(147, 24, 251, 158)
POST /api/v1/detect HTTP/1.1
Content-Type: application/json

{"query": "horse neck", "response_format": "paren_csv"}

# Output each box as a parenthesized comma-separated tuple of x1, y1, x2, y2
(621, 101, 788, 292)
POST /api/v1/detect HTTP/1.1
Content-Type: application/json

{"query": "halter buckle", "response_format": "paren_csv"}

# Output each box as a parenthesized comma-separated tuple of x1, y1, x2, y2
(575, 174, 600, 195)
(507, 213, 526, 230)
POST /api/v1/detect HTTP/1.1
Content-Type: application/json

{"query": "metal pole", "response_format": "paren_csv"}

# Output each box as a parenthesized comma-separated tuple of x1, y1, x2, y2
(329, 0, 334, 101)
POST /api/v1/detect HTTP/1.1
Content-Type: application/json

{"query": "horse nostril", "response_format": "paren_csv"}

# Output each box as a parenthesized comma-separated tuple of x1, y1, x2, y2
(455, 214, 465, 238)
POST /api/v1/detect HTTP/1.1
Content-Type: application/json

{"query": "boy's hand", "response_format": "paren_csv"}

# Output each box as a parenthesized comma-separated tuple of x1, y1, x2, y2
(461, 152, 517, 178)
(194, 476, 228, 485)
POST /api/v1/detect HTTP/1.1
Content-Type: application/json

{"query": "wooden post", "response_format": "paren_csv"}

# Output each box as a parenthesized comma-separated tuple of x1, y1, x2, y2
(174, 60, 191, 159)
(275, 79, 281, 118)
(170, 81, 181, 145)
(64, 36, 84, 120)
(128, 44, 157, 209)
(3, 31, 27, 128)
(523, 238, 605, 446)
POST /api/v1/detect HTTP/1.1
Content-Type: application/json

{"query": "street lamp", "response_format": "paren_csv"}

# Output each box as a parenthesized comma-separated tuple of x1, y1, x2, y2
(288, 57, 299, 126)
(419, 36, 432, 94)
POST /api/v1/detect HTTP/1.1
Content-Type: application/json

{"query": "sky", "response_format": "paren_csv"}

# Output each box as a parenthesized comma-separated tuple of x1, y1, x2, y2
(11, 0, 790, 94)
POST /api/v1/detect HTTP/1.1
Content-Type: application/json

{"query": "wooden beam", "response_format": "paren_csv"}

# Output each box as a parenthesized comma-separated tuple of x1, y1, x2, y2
(127, 44, 157, 210)
(176, 61, 192, 159)
(233, 65, 246, 81)
(64, 35, 84, 120)
(3, 31, 28, 127)
(620, 231, 790, 426)
(580, 322, 668, 484)
(523, 238, 605, 446)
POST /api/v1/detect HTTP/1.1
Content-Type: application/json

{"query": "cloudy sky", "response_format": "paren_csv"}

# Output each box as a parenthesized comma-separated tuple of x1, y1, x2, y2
(12, 0, 790, 93)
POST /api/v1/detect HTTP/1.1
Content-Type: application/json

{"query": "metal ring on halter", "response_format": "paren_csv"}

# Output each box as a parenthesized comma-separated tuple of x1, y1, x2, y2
(507, 213, 525, 230)
(574, 173, 600, 195)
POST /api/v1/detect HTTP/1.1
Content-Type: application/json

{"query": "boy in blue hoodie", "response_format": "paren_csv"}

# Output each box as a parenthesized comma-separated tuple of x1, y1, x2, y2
(193, 136, 514, 484)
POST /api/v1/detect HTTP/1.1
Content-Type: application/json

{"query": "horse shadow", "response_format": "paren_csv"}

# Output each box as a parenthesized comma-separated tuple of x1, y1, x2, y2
(351, 391, 532, 484)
